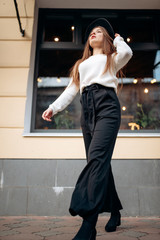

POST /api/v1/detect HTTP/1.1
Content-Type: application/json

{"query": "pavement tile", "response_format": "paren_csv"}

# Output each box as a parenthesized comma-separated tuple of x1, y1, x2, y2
(45, 218, 65, 222)
(3, 223, 29, 229)
(0, 234, 43, 240)
(57, 226, 79, 234)
(0, 226, 9, 231)
(0, 229, 20, 237)
(16, 226, 45, 234)
(152, 224, 160, 229)
(122, 230, 148, 238)
(53, 221, 81, 228)
(137, 227, 160, 234)
(45, 233, 74, 240)
(33, 229, 64, 237)
(138, 218, 159, 222)
(140, 233, 160, 240)
(13, 218, 37, 222)
(96, 234, 137, 240)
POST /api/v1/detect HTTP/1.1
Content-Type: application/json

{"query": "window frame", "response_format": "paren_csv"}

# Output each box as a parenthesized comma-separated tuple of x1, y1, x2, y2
(23, 7, 160, 137)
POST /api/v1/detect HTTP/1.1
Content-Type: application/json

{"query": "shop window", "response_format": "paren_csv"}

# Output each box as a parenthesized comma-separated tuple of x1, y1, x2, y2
(29, 9, 160, 133)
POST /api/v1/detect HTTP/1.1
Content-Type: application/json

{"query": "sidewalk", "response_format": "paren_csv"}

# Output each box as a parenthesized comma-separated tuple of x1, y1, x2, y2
(0, 216, 160, 240)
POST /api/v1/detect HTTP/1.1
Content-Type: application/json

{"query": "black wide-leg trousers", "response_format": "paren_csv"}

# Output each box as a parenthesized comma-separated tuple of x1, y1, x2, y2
(69, 83, 123, 220)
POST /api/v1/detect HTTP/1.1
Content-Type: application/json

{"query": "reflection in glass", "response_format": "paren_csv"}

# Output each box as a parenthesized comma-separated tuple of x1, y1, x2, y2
(118, 77, 160, 130)
(119, 50, 160, 130)
(125, 16, 154, 43)
(35, 50, 83, 130)
(44, 17, 74, 42)
(36, 77, 81, 130)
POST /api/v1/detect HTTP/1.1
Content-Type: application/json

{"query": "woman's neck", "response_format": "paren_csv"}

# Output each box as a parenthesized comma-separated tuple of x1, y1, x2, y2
(92, 48, 103, 56)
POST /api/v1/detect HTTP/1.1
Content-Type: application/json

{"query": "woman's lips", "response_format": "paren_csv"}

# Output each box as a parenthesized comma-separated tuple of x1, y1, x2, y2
(91, 36, 96, 39)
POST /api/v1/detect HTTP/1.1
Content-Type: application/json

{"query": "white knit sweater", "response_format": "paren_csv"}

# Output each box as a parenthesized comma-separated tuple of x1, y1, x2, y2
(49, 36, 133, 116)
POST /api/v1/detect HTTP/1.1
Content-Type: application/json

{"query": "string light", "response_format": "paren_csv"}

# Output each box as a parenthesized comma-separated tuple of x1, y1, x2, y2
(122, 106, 126, 111)
(57, 77, 61, 83)
(71, 26, 75, 31)
(54, 37, 60, 42)
(151, 79, 157, 84)
(144, 88, 149, 93)
(37, 78, 42, 82)
(127, 37, 131, 42)
(133, 78, 138, 84)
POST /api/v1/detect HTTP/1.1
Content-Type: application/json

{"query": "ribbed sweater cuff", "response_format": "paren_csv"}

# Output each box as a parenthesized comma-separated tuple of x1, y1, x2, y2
(113, 36, 124, 47)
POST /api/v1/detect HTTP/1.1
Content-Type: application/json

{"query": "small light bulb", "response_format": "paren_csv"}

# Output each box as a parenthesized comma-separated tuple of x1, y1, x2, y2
(37, 78, 42, 83)
(151, 79, 157, 84)
(133, 79, 138, 84)
(54, 37, 59, 42)
(122, 106, 126, 111)
(57, 77, 61, 83)
(71, 26, 75, 31)
(127, 37, 131, 42)
(144, 88, 149, 93)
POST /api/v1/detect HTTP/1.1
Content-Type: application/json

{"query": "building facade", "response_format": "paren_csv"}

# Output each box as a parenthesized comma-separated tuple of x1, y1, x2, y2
(0, 0, 160, 216)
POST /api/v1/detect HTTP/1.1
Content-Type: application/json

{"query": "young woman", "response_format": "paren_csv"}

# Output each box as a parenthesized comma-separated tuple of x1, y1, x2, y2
(42, 18, 133, 240)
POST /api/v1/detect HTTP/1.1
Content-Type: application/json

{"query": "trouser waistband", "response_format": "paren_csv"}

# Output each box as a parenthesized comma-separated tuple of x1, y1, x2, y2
(82, 83, 114, 94)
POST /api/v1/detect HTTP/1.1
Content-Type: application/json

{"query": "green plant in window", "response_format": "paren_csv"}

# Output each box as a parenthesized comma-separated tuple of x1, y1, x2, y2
(54, 110, 74, 129)
(134, 103, 160, 129)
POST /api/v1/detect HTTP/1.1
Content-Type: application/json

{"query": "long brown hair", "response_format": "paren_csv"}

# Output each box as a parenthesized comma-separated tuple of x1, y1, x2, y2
(69, 26, 125, 95)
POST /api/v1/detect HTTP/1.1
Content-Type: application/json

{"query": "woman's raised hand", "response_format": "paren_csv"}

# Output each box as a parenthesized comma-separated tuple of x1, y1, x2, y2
(42, 108, 53, 122)
(115, 33, 120, 37)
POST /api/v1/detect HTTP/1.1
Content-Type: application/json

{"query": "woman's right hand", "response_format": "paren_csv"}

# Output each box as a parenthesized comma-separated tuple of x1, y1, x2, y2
(42, 108, 53, 122)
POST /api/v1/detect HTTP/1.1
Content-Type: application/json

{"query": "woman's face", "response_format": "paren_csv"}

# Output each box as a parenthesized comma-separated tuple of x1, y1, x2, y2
(89, 27, 104, 49)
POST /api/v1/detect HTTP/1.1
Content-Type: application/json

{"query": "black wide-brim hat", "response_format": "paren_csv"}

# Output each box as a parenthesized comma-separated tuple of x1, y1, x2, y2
(84, 17, 115, 43)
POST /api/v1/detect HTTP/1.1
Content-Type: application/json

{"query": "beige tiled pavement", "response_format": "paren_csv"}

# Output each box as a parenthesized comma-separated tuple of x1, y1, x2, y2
(0, 216, 160, 240)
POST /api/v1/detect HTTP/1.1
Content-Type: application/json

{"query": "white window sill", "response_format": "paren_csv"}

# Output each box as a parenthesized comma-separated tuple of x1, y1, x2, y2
(23, 131, 160, 137)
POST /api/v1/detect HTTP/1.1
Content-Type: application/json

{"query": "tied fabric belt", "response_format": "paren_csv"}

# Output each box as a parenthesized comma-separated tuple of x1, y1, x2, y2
(81, 83, 112, 134)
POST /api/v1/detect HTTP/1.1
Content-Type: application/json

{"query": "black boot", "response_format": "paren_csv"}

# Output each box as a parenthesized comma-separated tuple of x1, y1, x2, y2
(105, 211, 121, 232)
(72, 213, 98, 240)
(72, 219, 97, 240)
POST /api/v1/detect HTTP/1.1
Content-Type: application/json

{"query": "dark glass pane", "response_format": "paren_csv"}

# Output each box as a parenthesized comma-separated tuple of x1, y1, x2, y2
(125, 16, 154, 43)
(126, 51, 157, 78)
(44, 16, 75, 42)
(118, 50, 160, 130)
(34, 10, 160, 132)
(38, 50, 83, 77)
(35, 50, 83, 130)
(35, 48, 160, 131)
